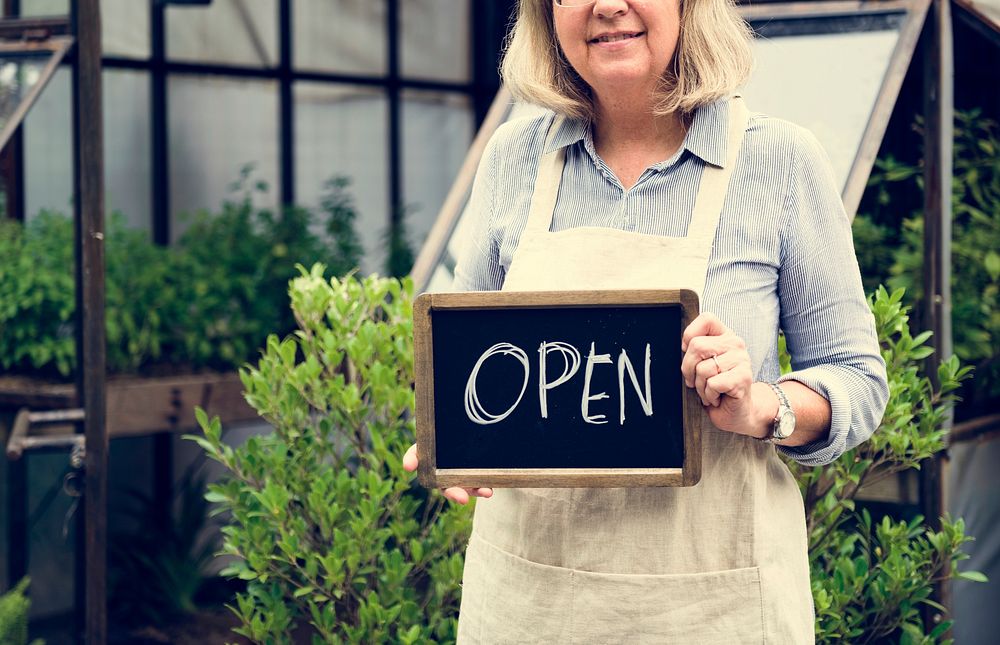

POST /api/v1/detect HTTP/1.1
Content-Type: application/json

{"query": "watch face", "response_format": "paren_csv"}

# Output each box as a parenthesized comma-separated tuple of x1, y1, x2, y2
(776, 409, 796, 438)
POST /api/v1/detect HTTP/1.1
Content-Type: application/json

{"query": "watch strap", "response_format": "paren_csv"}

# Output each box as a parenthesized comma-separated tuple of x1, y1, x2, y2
(765, 382, 793, 443)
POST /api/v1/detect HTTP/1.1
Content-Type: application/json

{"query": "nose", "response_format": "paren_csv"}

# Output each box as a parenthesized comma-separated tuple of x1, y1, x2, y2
(592, 0, 629, 18)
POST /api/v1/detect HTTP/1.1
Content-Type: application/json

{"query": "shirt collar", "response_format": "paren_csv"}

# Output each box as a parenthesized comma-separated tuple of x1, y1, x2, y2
(542, 97, 731, 169)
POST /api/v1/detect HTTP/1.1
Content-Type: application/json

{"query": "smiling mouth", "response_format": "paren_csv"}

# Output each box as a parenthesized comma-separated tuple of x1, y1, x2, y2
(590, 32, 644, 44)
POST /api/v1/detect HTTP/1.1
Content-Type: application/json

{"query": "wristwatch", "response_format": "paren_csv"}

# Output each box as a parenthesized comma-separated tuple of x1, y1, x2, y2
(764, 382, 796, 443)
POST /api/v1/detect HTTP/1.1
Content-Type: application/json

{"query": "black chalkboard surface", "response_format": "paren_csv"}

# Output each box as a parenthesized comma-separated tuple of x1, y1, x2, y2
(413, 290, 701, 488)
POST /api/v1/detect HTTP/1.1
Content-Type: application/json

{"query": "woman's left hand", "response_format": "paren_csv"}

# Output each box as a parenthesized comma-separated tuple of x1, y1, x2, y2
(681, 312, 770, 439)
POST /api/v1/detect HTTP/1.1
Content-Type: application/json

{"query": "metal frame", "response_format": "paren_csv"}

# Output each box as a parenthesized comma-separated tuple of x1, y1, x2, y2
(72, 0, 106, 638)
(0, 34, 72, 151)
(0, 13, 72, 221)
(2, 0, 514, 240)
(920, 0, 954, 630)
(0, 4, 106, 645)
(125, 0, 507, 245)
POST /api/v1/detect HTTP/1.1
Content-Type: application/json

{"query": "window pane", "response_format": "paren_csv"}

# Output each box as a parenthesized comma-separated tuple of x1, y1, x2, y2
(105, 70, 151, 232)
(402, 89, 472, 261)
(294, 0, 386, 75)
(168, 0, 278, 68)
(742, 29, 900, 190)
(400, 0, 471, 82)
(102, 0, 150, 59)
(424, 101, 543, 293)
(295, 82, 388, 273)
(24, 67, 72, 219)
(20, 0, 68, 16)
(168, 75, 279, 241)
(0, 55, 52, 131)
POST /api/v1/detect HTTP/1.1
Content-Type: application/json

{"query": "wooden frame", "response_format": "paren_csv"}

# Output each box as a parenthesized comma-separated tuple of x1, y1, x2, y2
(0, 35, 74, 152)
(0, 371, 257, 440)
(413, 289, 702, 489)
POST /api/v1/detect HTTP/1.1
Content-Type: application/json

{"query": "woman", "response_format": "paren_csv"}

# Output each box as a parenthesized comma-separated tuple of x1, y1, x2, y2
(405, 0, 888, 641)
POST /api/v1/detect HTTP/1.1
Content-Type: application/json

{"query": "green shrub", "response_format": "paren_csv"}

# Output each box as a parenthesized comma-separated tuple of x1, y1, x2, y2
(0, 211, 76, 377)
(188, 265, 471, 643)
(0, 173, 364, 378)
(854, 110, 1000, 406)
(0, 578, 43, 645)
(191, 274, 978, 643)
(785, 287, 980, 643)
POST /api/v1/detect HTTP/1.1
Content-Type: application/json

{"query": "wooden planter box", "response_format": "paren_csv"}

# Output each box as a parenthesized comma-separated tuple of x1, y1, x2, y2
(0, 371, 257, 438)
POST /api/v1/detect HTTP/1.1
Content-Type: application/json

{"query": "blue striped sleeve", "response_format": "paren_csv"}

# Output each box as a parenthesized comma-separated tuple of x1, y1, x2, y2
(775, 128, 889, 466)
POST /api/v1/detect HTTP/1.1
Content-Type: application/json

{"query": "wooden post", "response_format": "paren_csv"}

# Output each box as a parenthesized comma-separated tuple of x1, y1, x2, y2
(71, 0, 107, 643)
(920, 0, 953, 631)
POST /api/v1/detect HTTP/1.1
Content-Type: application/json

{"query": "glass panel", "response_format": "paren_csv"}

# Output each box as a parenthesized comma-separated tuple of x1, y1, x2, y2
(168, 75, 279, 241)
(20, 0, 68, 16)
(400, 0, 471, 82)
(23, 69, 153, 229)
(105, 69, 151, 232)
(102, 0, 151, 59)
(295, 82, 388, 274)
(24, 67, 72, 219)
(975, 0, 1000, 25)
(742, 29, 900, 190)
(168, 0, 278, 67)
(402, 89, 472, 262)
(0, 55, 50, 132)
(424, 101, 544, 293)
(294, 0, 386, 75)
(26, 454, 78, 619)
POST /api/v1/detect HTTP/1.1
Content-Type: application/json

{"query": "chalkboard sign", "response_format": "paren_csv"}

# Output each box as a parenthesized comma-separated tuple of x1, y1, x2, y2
(413, 290, 701, 488)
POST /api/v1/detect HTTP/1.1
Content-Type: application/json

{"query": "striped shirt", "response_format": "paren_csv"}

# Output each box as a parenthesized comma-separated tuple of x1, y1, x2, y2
(453, 97, 889, 466)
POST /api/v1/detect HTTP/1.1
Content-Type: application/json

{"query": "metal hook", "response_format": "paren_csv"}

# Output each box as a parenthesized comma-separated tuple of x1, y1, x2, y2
(61, 471, 83, 539)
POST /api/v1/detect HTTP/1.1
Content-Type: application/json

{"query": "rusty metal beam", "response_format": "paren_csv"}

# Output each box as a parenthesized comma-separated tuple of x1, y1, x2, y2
(0, 15, 70, 39)
(71, 0, 106, 642)
(920, 0, 954, 631)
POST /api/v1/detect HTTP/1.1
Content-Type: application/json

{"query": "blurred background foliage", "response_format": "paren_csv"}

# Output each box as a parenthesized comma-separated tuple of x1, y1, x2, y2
(0, 171, 382, 379)
(853, 110, 1000, 417)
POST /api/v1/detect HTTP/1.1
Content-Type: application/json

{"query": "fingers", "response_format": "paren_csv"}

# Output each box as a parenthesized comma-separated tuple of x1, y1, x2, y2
(443, 486, 494, 505)
(681, 312, 729, 351)
(703, 363, 753, 406)
(402, 443, 419, 472)
(405, 444, 493, 505)
(692, 349, 750, 405)
(681, 333, 747, 388)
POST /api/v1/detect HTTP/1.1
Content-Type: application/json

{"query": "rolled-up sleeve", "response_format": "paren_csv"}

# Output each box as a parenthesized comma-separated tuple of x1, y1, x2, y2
(775, 130, 889, 466)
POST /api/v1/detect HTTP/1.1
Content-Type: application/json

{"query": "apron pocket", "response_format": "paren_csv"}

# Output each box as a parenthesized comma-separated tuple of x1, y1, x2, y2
(571, 565, 764, 645)
(458, 533, 764, 645)
(458, 534, 574, 644)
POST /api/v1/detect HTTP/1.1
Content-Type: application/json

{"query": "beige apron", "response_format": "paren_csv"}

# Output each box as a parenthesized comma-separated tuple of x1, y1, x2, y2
(456, 97, 814, 644)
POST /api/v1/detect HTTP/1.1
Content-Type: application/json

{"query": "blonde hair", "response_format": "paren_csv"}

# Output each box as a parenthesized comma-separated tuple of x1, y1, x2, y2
(501, 0, 754, 120)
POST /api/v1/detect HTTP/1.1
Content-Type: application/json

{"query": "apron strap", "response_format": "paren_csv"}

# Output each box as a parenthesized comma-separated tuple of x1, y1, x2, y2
(524, 97, 750, 240)
(523, 114, 567, 235)
(686, 96, 750, 243)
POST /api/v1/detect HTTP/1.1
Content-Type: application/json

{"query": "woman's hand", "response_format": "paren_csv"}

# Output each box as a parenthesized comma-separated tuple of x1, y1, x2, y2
(680, 312, 774, 439)
(402, 444, 494, 505)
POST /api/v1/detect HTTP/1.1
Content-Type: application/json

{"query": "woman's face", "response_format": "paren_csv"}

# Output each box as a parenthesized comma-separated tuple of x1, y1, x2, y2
(552, 0, 682, 102)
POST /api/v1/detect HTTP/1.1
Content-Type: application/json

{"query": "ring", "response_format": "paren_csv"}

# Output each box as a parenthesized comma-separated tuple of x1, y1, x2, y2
(711, 355, 722, 375)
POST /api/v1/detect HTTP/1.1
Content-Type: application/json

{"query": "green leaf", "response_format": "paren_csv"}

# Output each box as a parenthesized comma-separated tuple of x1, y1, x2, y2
(956, 570, 988, 583)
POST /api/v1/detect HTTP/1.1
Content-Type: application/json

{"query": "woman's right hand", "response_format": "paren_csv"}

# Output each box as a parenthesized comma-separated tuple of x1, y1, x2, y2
(402, 444, 493, 505)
